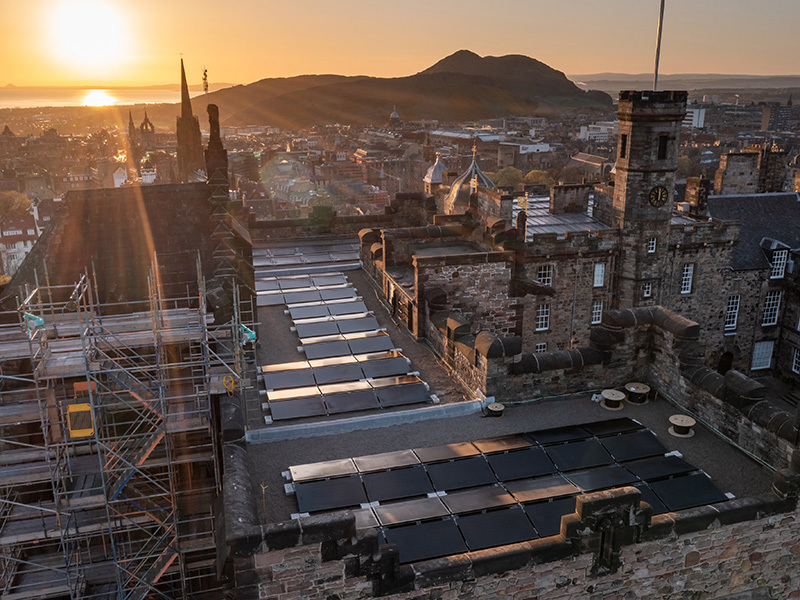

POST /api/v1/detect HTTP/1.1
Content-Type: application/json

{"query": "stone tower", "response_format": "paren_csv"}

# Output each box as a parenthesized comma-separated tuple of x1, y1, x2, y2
(176, 59, 205, 182)
(611, 90, 687, 308)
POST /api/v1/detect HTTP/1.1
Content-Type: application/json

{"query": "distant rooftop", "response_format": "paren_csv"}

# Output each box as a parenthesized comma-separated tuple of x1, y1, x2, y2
(514, 195, 609, 240)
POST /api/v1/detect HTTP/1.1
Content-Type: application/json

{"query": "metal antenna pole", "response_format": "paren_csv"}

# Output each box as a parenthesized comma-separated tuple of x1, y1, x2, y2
(653, 0, 666, 91)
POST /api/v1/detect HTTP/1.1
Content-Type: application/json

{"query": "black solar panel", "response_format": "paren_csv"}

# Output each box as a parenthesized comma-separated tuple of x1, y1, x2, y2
(649, 473, 728, 511)
(312, 275, 347, 286)
(278, 278, 312, 289)
(323, 390, 380, 414)
(260, 294, 284, 306)
(303, 340, 351, 360)
(376, 383, 429, 407)
(349, 335, 394, 355)
(289, 458, 357, 482)
(263, 369, 316, 390)
(414, 442, 479, 463)
(487, 447, 556, 481)
(313, 363, 364, 385)
(624, 455, 695, 481)
(473, 435, 532, 454)
(383, 518, 468, 564)
(566, 465, 639, 492)
(360, 357, 410, 379)
(354, 450, 420, 473)
(337, 316, 380, 334)
(441, 485, 516, 514)
(256, 280, 280, 291)
(458, 507, 538, 551)
(284, 291, 322, 304)
(295, 322, 340, 339)
(545, 440, 614, 471)
(524, 496, 577, 537)
(328, 301, 368, 316)
(601, 430, 668, 462)
(425, 457, 496, 491)
(290, 306, 330, 320)
(294, 475, 367, 513)
(362, 466, 434, 502)
(505, 475, 579, 503)
(374, 497, 448, 526)
(320, 288, 358, 301)
(269, 396, 326, 421)
(581, 418, 643, 438)
(529, 425, 591, 445)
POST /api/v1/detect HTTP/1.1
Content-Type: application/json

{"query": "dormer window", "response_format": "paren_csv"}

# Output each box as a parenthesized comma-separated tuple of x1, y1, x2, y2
(770, 249, 788, 279)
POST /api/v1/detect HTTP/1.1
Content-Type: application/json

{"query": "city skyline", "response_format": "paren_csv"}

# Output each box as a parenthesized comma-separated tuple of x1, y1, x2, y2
(3, 0, 799, 87)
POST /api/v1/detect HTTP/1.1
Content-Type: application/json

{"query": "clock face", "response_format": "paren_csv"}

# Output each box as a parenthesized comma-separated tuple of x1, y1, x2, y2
(648, 186, 669, 207)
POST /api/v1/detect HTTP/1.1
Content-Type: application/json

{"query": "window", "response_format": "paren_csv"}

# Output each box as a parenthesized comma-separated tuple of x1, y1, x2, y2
(793, 348, 800, 375)
(643, 282, 653, 298)
(724, 295, 740, 331)
(751, 340, 774, 370)
(619, 134, 627, 159)
(536, 264, 553, 286)
(591, 299, 603, 324)
(657, 135, 669, 160)
(770, 249, 788, 279)
(762, 291, 781, 326)
(647, 238, 657, 253)
(593, 263, 605, 288)
(26, 229, 34, 236)
(535, 304, 550, 331)
(680, 264, 694, 294)
(535, 342, 547, 353)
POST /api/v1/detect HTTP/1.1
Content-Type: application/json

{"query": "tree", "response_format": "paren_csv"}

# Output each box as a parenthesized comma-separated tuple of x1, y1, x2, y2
(493, 167, 524, 189)
(523, 169, 555, 187)
(0, 191, 31, 221)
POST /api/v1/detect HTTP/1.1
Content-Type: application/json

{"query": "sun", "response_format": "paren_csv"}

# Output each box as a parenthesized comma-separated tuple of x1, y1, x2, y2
(50, 1, 128, 74)
(82, 89, 117, 106)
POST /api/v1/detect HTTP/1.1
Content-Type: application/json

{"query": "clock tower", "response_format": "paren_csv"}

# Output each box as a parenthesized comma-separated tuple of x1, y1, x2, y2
(611, 90, 687, 308)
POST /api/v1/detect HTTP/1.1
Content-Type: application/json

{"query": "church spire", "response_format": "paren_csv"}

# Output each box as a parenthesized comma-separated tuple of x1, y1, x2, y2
(180, 58, 193, 119)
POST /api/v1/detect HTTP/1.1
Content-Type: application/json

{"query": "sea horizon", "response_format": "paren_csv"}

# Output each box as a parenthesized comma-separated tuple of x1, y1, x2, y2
(0, 86, 214, 110)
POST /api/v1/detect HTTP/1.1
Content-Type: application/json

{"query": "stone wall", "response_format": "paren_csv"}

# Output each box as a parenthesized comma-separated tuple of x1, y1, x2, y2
(550, 183, 591, 214)
(714, 152, 759, 195)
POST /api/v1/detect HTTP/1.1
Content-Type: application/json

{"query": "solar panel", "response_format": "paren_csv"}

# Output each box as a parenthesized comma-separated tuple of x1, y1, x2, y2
(545, 440, 613, 471)
(308, 355, 358, 368)
(505, 475, 579, 504)
(376, 383, 429, 407)
(294, 475, 368, 513)
(303, 254, 331, 264)
(284, 291, 322, 304)
(458, 507, 538, 551)
(360, 357, 411, 379)
(581, 418, 643, 438)
(303, 340, 351, 360)
(624, 455, 696, 481)
(289, 458, 357, 482)
(255, 280, 280, 291)
(262, 360, 310, 373)
(383, 518, 467, 564)
(348, 335, 394, 355)
(263, 370, 316, 391)
(267, 385, 321, 402)
(318, 380, 371, 394)
(473, 435, 532, 454)
(601, 430, 668, 462)
(528, 425, 591, 445)
(269, 396, 326, 421)
(634, 483, 668, 515)
(320, 288, 358, 301)
(649, 473, 728, 512)
(441, 485, 516, 514)
(353, 450, 420, 473)
(258, 294, 285, 306)
(313, 363, 364, 385)
(374, 497, 448, 526)
(523, 496, 577, 537)
(328, 301, 368, 316)
(362, 465, 434, 502)
(565, 465, 639, 492)
(312, 274, 347, 287)
(323, 390, 380, 414)
(278, 277, 312, 290)
(352, 508, 379, 530)
(425, 456, 497, 491)
(289, 306, 330, 320)
(337, 316, 380, 334)
(486, 447, 556, 481)
(414, 442, 480, 463)
(295, 322, 340, 339)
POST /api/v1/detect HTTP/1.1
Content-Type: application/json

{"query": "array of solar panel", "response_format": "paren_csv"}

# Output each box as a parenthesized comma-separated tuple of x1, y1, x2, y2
(253, 243, 360, 268)
(262, 352, 412, 390)
(256, 272, 357, 307)
(287, 417, 728, 563)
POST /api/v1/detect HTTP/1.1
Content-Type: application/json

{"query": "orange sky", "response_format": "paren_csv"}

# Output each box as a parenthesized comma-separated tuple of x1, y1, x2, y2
(3, 0, 799, 87)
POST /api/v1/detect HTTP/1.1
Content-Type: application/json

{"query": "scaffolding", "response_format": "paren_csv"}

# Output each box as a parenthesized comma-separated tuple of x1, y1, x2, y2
(0, 261, 255, 599)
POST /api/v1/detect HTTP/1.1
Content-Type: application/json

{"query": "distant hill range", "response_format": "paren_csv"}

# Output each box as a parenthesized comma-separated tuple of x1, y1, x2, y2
(571, 73, 800, 96)
(200, 50, 612, 128)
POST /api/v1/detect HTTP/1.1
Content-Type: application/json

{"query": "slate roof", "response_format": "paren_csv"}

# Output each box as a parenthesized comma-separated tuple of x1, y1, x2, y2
(707, 192, 800, 270)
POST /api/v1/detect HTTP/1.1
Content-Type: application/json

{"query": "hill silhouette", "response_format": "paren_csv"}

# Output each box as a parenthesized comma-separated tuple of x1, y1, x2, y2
(199, 51, 610, 128)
